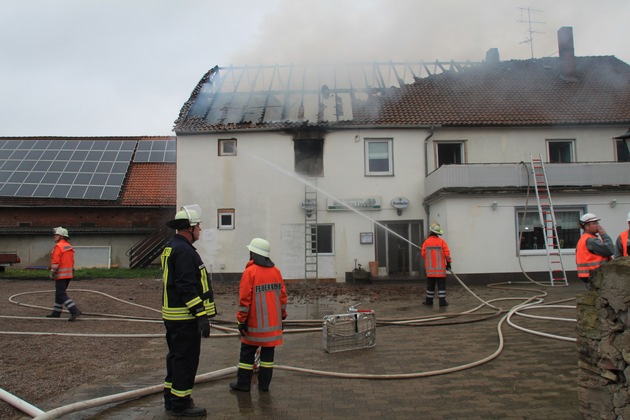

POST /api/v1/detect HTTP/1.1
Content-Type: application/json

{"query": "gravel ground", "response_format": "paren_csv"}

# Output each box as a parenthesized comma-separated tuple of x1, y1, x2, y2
(0, 277, 425, 419)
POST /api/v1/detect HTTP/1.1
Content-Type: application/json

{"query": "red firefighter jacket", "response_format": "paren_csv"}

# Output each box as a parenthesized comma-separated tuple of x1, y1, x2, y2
(237, 260, 287, 347)
(421, 234, 452, 278)
(51, 239, 74, 280)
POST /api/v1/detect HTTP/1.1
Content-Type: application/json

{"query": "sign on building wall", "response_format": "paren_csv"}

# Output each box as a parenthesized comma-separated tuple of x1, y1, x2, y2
(327, 197, 382, 211)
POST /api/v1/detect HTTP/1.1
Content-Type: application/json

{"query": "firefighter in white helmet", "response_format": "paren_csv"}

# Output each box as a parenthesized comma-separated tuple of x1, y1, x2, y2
(614, 211, 630, 258)
(47, 227, 82, 321)
(229, 237, 287, 392)
(576, 213, 614, 289)
(421, 222, 452, 307)
(160, 205, 216, 416)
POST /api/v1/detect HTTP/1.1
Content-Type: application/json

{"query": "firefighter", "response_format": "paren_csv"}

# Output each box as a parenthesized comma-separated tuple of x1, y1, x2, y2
(161, 206, 216, 417)
(229, 238, 287, 393)
(47, 227, 82, 321)
(576, 213, 614, 290)
(614, 211, 630, 258)
(421, 222, 452, 307)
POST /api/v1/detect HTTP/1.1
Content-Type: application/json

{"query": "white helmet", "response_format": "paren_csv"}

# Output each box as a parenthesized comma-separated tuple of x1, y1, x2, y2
(53, 227, 69, 238)
(429, 222, 443, 235)
(579, 213, 601, 226)
(167, 204, 202, 229)
(247, 238, 270, 258)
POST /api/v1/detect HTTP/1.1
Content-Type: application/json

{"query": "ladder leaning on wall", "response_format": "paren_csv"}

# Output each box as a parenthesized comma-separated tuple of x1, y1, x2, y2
(530, 154, 568, 286)
(304, 178, 319, 284)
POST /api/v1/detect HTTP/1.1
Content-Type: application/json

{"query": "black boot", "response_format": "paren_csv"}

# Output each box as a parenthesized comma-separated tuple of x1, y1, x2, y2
(422, 298, 433, 306)
(46, 312, 61, 318)
(229, 368, 253, 392)
(68, 309, 82, 322)
(172, 403, 206, 417)
(258, 366, 273, 392)
(439, 298, 449, 307)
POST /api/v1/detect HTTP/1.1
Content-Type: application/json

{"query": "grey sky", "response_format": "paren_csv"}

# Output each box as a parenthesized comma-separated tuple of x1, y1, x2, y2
(1, 0, 628, 137)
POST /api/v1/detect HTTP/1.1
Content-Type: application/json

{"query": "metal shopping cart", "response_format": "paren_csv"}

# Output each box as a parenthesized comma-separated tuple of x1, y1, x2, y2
(322, 304, 376, 353)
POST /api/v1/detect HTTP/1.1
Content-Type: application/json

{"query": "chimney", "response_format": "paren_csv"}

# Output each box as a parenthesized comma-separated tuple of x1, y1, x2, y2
(485, 48, 500, 64)
(557, 27, 576, 80)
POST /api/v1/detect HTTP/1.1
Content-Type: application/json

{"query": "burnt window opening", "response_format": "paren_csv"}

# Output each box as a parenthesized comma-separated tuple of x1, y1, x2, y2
(294, 138, 324, 177)
(616, 139, 630, 162)
(436, 141, 464, 167)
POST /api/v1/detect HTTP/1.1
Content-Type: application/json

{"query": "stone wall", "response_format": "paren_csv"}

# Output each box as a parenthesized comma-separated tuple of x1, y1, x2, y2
(577, 257, 630, 419)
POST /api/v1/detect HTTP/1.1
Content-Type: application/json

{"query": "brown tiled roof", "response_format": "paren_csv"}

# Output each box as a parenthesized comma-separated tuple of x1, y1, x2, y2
(175, 56, 630, 132)
(119, 163, 175, 206)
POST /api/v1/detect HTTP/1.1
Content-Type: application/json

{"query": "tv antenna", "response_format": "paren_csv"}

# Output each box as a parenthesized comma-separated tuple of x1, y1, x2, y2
(517, 7, 545, 59)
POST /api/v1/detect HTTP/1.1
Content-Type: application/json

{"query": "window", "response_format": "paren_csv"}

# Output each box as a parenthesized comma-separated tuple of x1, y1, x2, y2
(294, 138, 323, 176)
(616, 139, 630, 162)
(310, 224, 334, 254)
(217, 208, 235, 229)
(436, 141, 465, 167)
(547, 140, 575, 163)
(516, 208, 583, 253)
(365, 139, 393, 175)
(218, 139, 237, 156)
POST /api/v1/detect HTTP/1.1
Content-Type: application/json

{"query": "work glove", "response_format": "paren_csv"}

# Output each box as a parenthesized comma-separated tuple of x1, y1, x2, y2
(49, 271, 55, 280)
(282, 316, 287, 331)
(197, 314, 210, 338)
(446, 262, 452, 271)
(237, 322, 247, 337)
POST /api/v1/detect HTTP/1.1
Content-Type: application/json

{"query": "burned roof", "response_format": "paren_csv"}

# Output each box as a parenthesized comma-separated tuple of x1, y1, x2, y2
(174, 56, 630, 133)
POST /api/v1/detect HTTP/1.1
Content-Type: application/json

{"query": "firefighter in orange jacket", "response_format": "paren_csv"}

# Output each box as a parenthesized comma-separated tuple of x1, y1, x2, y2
(421, 222, 452, 307)
(229, 238, 287, 393)
(47, 227, 81, 321)
(614, 211, 630, 258)
(577, 213, 614, 289)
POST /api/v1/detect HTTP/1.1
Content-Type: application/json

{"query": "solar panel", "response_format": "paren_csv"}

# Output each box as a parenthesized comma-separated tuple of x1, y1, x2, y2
(134, 139, 176, 163)
(0, 139, 136, 201)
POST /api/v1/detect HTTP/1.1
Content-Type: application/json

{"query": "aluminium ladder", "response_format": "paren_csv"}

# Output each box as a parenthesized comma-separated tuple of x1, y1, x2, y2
(304, 178, 319, 283)
(530, 154, 568, 286)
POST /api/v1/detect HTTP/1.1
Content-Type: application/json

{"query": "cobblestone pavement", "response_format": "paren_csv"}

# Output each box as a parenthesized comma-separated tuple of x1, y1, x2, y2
(58, 280, 581, 419)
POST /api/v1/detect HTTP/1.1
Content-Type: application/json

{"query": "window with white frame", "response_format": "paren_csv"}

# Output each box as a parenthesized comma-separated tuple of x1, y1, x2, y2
(516, 207, 583, 253)
(309, 224, 334, 254)
(218, 138, 237, 156)
(547, 139, 575, 163)
(436, 141, 465, 167)
(616, 139, 630, 162)
(365, 138, 393, 175)
(217, 208, 235, 229)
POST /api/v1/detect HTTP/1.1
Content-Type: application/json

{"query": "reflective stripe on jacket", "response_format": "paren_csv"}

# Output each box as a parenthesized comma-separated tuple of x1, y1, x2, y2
(237, 260, 287, 347)
(161, 235, 216, 321)
(51, 239, 74, 280)
(421, 235, 451, 278)
(576, 233, 611, 278)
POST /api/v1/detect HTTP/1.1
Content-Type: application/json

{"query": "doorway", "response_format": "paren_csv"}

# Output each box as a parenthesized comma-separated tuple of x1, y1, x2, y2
(374, 220, 422, 278)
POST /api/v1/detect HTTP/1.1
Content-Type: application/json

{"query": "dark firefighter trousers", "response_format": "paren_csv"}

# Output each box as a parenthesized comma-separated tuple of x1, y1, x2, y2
(237, 343, 275, 389)
(163, 319, 201, 410)
(425, 277, 447, 300)
(53, 279, 79, 314)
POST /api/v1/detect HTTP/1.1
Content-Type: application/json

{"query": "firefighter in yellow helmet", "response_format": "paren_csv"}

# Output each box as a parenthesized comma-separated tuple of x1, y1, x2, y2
(421, 222, 452, 307)
(161, 206, 216, 416)
(47, 227, 82, 321)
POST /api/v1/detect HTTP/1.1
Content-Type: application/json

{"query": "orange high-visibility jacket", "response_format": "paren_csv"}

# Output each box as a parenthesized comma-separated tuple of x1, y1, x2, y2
(421, 235, 452, 278)
(51, 239, 74, 280)
(576, 233, 611, 278)
(620, 230, 629, 257)
(237, 260, 287, 347)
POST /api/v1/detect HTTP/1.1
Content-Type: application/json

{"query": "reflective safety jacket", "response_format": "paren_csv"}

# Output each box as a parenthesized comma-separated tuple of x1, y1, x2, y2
(160, 234, 216, 321)
(421, 234, 452, 278)
(576, 233, 612, 279)
(51, 239, 74, 280)
(617, 230, 629, 257)
(237, 260, 287, 347)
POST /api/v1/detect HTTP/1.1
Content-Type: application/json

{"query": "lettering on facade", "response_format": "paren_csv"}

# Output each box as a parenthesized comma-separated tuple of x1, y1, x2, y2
(327, 197, 382, 211)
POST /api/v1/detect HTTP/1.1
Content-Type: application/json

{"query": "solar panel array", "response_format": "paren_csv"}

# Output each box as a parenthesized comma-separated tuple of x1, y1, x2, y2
(0, 139, 136, 200)
(134, 139, 176, 163)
